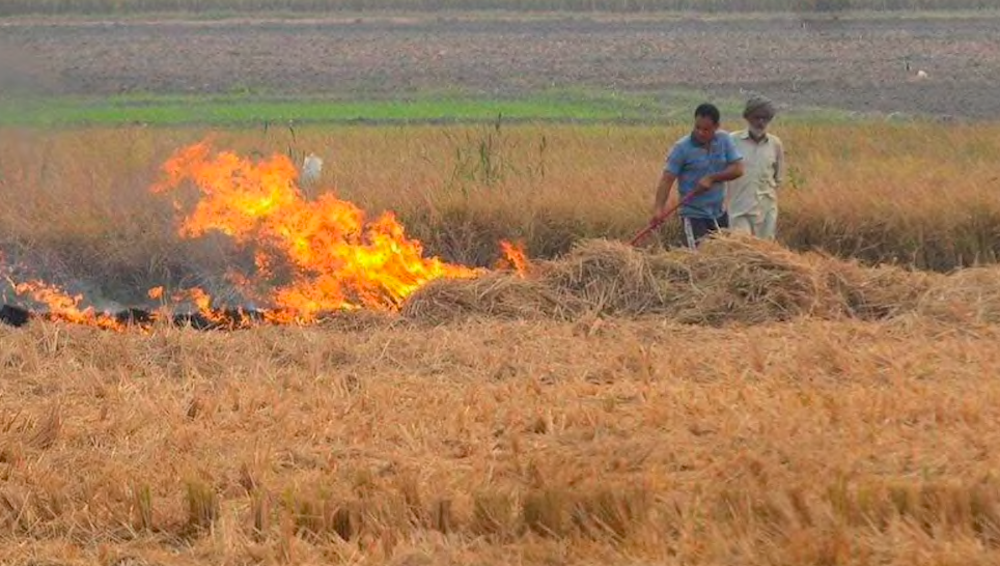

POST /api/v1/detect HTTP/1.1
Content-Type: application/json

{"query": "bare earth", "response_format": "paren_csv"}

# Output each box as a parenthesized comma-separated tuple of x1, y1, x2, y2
(1, 13, 999, 118)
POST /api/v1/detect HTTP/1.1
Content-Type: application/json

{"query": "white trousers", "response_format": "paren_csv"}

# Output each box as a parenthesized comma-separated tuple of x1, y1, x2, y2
(758, 203, 778, 240)
(730, 204, 778, 240)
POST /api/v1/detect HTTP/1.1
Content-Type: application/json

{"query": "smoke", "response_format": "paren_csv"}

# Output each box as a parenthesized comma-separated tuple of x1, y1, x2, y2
(0, 227, 258, 315)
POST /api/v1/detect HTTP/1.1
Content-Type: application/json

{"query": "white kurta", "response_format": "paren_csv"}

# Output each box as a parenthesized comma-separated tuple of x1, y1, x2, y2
(727, 130, 784, 239)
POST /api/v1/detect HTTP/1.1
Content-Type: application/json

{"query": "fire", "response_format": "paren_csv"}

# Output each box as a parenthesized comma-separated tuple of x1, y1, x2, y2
(2, 252, 121, 329)
(499, 240, 530, 277)
(154, 142, 482, 322)
(0, 142, 537, 331)
(12, 280, 124, 331)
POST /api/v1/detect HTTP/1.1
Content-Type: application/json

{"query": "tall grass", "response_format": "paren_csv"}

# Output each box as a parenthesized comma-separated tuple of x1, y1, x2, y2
(0, 0, 995, 16)
(1, 120, 997, 303)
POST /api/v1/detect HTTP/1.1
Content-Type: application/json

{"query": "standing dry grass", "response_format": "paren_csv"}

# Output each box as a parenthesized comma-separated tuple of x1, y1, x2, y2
(2, 315, 1000, 565)
(1, 121, 999, 302)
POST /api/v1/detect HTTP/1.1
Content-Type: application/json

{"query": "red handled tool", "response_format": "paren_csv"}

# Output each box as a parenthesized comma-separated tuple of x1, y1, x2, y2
(630, 190, 698, 246)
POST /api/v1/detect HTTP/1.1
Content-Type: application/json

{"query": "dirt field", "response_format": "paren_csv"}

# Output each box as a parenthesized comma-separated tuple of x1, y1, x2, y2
(1, 12, 999, 119)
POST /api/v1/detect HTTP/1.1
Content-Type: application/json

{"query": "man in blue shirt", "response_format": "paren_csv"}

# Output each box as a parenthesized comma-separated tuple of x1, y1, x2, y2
(652, 103, 744, 248)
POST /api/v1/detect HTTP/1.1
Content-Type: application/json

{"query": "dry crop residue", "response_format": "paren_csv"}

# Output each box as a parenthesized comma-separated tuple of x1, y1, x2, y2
(403, 235, 998, 326)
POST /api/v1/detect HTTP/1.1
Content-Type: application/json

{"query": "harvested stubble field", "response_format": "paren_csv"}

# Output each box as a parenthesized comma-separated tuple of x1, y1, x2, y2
(4, 283, 1000, 565)
(3, 234, 1000, 565)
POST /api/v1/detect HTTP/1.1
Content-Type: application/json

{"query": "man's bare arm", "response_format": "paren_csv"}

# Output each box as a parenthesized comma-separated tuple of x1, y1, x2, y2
(712, 160, 745, 183)
(654, 170, 677, 215)
(695, 160, 744, 193)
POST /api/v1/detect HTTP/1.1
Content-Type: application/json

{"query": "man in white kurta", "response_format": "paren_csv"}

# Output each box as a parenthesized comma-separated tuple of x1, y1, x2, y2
(727, 97, 785, 240)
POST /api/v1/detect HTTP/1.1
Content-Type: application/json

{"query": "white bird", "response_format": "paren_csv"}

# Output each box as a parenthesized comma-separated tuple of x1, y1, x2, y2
(916, 69, 929, 79)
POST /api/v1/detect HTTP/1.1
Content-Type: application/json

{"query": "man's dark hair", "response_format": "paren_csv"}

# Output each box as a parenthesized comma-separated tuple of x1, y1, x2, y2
(694, 103, 721, 125)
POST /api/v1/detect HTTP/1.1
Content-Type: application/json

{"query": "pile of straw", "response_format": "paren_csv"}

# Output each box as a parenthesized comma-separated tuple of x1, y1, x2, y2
(819, 257, 943, 321)
(539, 239, 664, 315)
(918, 267, 1000, 324)
(400, 233, 1000, 327)
(400, 272, 581, 324)
(648, 236, 832, 325)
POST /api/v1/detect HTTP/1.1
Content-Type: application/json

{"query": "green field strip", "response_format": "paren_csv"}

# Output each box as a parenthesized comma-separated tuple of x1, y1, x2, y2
(0, 92, 667, 127)
(0, 90, 866, 127)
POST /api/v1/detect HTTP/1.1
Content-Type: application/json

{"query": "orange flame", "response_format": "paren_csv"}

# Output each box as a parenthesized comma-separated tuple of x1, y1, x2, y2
(499, 240, 530, 277)
(12, 280, 124, 331)
(185, 288, 228, 324)
(154, 142, 481, 322)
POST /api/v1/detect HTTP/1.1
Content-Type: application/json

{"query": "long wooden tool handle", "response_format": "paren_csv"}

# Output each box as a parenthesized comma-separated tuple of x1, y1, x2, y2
(630, 190, 698, 246)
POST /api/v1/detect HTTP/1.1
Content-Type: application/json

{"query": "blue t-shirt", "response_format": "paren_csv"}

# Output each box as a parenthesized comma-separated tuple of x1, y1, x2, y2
(664, 132, 743, 219)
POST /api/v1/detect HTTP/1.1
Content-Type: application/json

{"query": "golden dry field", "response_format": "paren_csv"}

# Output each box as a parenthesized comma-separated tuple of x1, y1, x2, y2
(3, 313, 1000, 565)
(0, 116, 999, 565)
(2, 1, 1000, 562)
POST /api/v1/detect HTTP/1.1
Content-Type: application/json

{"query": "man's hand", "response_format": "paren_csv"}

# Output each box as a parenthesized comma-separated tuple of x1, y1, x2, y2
(649, 206, 667, 226)
(695, 175, 715, 194)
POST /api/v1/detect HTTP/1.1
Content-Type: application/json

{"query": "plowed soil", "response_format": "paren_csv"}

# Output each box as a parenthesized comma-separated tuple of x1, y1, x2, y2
(1, 13, 998, 118)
